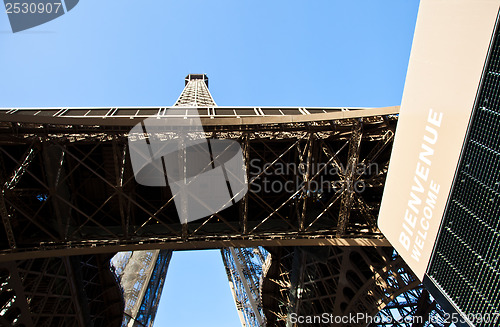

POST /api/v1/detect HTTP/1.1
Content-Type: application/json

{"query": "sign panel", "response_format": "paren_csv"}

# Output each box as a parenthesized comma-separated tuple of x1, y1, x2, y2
(378, 0, 500, 280)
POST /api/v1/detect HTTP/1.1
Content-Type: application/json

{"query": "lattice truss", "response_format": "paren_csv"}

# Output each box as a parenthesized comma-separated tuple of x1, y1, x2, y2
(253, 246, 452, 327)
(372, 287, 453, 327)
(0, 255, 123, 327)
(221, 247, 269, 327)
(111, 250, 172, 327)
(0, 112, 397, 259)
(174, 74, 217, 107)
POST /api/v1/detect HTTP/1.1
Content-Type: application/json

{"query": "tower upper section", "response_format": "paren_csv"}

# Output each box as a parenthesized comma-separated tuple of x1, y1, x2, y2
(173, 74, 217, 107)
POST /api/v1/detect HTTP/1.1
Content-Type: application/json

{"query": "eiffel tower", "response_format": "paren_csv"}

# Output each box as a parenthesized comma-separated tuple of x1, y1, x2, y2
(0, 73, 448, 326)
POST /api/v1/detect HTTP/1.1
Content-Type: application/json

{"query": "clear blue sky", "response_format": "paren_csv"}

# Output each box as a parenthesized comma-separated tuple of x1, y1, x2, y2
(0, 1, 420, 326)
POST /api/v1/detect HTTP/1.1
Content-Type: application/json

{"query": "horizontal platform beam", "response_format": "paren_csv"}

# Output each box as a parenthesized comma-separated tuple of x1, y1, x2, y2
(0, 106, 399, 127)
(0, 237, 391, 262)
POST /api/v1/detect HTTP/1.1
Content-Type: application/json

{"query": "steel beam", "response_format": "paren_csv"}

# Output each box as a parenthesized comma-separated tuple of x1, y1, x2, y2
(337, 119, 363, 236)
(228, 247, 265, 326)
(0, 237, 391, 262)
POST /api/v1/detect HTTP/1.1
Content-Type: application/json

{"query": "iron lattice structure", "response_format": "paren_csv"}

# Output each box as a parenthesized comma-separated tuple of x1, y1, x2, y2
(223, 245, 452, 327)
(174, 74, 217, 107)
(111, 250, 172, 327)
(371, 287, 453, 327)
(0, 107, 398, 259)
(221, 247, 268, 327)
(0, 74, 446, 326)
(0, 254, 124, 326)
(254, 246, 451, 326)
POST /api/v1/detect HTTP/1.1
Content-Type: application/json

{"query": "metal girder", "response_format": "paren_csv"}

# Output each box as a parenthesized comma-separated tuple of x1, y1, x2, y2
(240, 133, 250, 234)
(62, 257, 89, 327)
(42, 144, 72, 239)
(221, 247, 268, 327)
(0, 106, 399, 128)
(355, 195, 378, 232)
(0, 192, 16, 249)
(223, 258, 249, 327)
(0, 145, 120, 238)
(0, 143, 38, 249)
(110, 250, 172, 327)
(54, 142, 180, 237)
(0, 261, 34, 326)
(261, 246, 425, 327)
(371, 286, 451, 327)
(298, 134, 314, 231)
(0, 254, 123, 327)
(0, 237, 391, 263)
(337, 119, 363, 237)
(3, 143, 38, 190)
(359, 129, 394, 168)
(113, 137, 129, 238)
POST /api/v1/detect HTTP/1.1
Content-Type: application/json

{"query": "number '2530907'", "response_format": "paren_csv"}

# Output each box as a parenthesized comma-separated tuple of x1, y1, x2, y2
(3, 0, 79, 33)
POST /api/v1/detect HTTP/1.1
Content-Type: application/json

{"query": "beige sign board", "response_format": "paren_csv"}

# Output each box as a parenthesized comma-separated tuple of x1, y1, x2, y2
(378, 0, 500, 281)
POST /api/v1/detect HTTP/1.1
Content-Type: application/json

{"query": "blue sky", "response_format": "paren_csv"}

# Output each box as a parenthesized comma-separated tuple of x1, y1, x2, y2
(0, 1, 420, 326)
